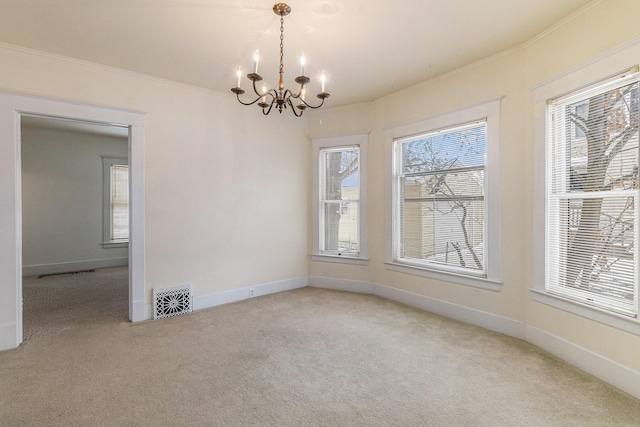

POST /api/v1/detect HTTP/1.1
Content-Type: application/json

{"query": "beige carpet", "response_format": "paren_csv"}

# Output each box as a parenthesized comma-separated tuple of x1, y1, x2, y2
(22, 266, 129, 341)
(2, 268, 640, 426)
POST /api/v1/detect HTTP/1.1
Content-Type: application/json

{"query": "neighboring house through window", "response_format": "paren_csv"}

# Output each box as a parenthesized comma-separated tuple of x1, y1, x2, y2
(102, 156, 129, 247)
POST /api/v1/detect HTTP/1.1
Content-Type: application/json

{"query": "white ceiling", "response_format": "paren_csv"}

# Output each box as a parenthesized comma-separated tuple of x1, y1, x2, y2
(0, 0, 594, 108)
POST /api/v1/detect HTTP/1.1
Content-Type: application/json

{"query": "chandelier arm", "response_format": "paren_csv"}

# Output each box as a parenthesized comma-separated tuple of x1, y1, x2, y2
(297, 95, 327, 109)
(262, 98, 277, 115)
(251, 78, 265, 98)
(235, 93, 264, 106)
(287, 98, 304, 117)
(282, 88, 294, 101)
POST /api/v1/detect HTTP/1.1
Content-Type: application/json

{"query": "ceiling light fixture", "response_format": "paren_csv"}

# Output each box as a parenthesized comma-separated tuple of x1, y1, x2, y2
(231, 3, 330, 116)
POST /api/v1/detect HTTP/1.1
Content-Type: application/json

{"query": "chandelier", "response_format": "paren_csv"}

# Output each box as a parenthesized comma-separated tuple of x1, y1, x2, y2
(231, 3, 330, 117)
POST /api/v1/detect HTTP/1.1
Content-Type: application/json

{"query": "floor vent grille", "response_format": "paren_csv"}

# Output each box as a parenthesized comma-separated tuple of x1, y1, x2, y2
(153, 284, 192, 319)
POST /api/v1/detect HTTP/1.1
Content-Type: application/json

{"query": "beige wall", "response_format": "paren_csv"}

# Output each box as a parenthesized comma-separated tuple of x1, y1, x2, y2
(0, 44, 309, 302)
(308, 0, 640, 373)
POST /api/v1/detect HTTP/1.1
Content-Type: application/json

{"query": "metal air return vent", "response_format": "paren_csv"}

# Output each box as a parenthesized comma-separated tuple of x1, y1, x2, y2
(153, 284, 193, 319)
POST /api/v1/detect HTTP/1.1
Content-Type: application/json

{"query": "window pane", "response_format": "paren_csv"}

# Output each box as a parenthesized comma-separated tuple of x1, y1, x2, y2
(549, 196, 635, 313)
(397, 122, 486, 274)
(111, 165, 129, 241)
(402, 123, 486, 174)
(548, 76, 639, 316)
(320, 146, 360, 255)
(323, 201, 359, 252)
(323, 149, 359, 200)
(401, 199, 484, 271)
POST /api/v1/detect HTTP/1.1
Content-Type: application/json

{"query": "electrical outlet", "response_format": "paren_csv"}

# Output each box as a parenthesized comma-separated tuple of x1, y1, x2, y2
(249, 287, 255, 298)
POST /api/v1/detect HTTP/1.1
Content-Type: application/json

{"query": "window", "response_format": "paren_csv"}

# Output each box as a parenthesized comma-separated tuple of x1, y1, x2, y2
(546, 69, 639, 318)
(312, 134, 368, 264)
(385, 98, 501, 290)
(102, 157, 129, 247)
(394, 121, 486, 275)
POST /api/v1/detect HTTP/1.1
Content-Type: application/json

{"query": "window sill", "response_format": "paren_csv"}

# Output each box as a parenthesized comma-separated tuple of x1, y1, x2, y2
(530, 289, 640, 336)
(102, 241, 129, 249)
(311, 254, 369, 266)
(384, 261, 502, 291)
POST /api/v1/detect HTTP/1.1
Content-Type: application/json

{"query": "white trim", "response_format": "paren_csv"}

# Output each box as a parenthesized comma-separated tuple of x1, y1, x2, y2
(525, 324, 640, 399)
(531, 38, 640, 331)
(102, 156, 129, 245)
(530, 289, 640, 336)
(309, 275, 522, 338)
(0, 321, 18, 352)
(190, 276, 308, 313)
(0, 90, 146, 350)
(308, 275, 374, 294)
(310, 254, 369, 266)
(309, 275, 640, 399)
(384, 97, 502, 288)
(373, 282, 525, 338)
(311, 133, 369, 263)
(23, 257, 128, 277)
(384, 262, 502, 291)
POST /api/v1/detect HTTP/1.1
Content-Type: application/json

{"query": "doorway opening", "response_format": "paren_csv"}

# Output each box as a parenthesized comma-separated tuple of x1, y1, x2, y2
(20, 116, 130, 340)
(0, 91, 146, 350)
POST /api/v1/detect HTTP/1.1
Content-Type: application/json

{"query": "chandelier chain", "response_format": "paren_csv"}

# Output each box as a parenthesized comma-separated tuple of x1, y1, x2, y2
(279, 15, 284, 76)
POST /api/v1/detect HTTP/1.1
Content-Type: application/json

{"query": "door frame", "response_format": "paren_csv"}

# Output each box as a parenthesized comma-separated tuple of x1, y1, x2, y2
(0, 90, 147, 350)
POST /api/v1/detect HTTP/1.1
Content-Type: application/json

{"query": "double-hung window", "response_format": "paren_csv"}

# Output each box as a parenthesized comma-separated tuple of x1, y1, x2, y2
(102, 156, 129, 247)
(312, 134, 368, 264)
(394, 121, 486, 275)
(386, 98, 501, 289)
(546, 69, 639, 317)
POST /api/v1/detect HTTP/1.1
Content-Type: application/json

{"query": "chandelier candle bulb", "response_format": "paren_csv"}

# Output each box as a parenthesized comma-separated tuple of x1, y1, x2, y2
(236, 67, 242, 88)
(253, 49, 260, 74)
(321, 73, 326, 92)
(300, 55, 305, 76)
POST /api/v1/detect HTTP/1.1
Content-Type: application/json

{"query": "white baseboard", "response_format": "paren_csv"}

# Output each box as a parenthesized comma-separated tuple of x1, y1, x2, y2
(526, 325, 640, 399)
(373, 282, 526, 339)
(310, 275, 640, 400)
(0, 321, 20, 352)
(308, 275, 374, 293)
(142, 276, 309, 318)
(131, 300, 149, 323)
(193, 276, 308, 310)
(310, 275, 525, 339)
(23, 257, 128, 276)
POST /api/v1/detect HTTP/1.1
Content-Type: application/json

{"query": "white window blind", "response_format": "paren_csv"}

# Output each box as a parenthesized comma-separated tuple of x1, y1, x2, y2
(110, 164, 129, 241)
(394, 121, 487, 275)
(319, 146, 360, 254)
(547, 69, 639, 317)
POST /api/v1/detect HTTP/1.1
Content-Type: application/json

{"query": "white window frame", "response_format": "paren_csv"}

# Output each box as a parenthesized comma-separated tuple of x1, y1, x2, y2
(531, 38, 640, 336)
(312, 134, 368, 265)
(102, 156, 129, 248)
(385, 98, 502, 291)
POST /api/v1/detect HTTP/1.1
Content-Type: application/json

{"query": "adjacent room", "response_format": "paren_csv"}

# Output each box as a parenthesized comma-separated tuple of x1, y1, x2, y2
(20, 117, 130, 340)
(1, 0, 640, 424)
